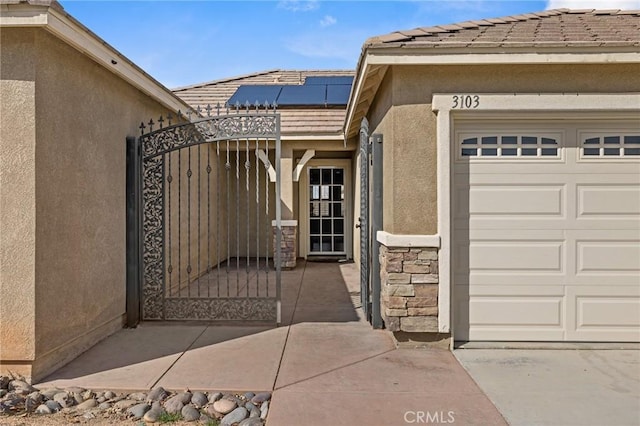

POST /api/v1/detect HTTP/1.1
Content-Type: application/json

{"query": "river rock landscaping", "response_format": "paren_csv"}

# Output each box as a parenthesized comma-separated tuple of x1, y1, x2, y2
(0, 375, 269, 425)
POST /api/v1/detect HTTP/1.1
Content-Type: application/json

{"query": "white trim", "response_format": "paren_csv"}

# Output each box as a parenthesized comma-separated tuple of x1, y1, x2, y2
(436, 110, 452, 335)
(281, 135, 344, 141)
(1, 4, 192, 114)
(293, 150, 315, 182)
(432, 92, 640, 341)
(367, 51, 640, 66)
(344, 55, 372, 143)
(272, 220, 297, 227)
(433, 93, 640, 112)
(376, 231, 440, 248)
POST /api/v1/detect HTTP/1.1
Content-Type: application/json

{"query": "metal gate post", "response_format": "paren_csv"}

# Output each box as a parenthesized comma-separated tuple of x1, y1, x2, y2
(359, 118, 371, 321)
(126, 136, 142, 327)
(371, 133, 383, 329)
(275, 115, 282, 325)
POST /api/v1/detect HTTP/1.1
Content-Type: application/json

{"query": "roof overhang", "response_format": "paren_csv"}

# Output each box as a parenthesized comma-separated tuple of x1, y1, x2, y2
(0, 2, 193, 114)
(344, 45, 640, 138)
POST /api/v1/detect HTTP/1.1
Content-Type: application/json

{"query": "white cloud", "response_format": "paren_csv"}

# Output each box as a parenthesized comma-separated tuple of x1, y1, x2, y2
(320, 15, 337, 27)
(277, 0, 319, 12)
(546, 0, 640, 8)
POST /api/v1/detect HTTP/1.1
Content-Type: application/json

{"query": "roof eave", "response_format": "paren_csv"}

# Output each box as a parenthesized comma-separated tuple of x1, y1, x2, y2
(344, 44, 640, 138)
(0, 2, 194, 115)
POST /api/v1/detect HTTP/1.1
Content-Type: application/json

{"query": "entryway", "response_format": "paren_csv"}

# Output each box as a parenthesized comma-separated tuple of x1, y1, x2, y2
(298, 159, 353, 260)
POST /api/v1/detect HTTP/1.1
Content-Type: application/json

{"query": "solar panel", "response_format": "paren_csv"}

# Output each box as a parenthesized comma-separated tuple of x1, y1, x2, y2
(227, 85, 283, 106)
(277, 85, 326, 106)
(304, 76, 354, 86)
(326, 84, 351, 106)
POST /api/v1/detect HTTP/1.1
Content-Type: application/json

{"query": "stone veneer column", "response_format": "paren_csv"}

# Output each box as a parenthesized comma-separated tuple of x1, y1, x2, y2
(272, 220, 297, 269)
(379, 245, 439, 332)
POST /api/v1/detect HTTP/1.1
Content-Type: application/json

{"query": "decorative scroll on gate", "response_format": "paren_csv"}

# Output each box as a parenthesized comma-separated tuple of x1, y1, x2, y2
(138, 104, 281, 322)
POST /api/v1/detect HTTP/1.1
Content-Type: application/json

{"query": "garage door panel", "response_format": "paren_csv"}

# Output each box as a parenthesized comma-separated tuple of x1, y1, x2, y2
(577, 185, 640, 218)
(577, 241, 640, 273)
(469, 241, 563, 272)
(469, 297, 563, 326)
(467, 185, 564, 216)
(566, 287, 640, 341)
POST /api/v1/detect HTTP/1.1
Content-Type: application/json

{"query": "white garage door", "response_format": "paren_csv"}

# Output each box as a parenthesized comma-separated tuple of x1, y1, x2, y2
(453, 120, 640, 342)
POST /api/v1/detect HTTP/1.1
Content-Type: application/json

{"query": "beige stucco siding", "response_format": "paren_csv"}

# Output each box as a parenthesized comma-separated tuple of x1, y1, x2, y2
(0, 28, 37, 371)
(0, 27, 175, 380)
(368, 63, 640, 235)
(367, 70, 396, 233)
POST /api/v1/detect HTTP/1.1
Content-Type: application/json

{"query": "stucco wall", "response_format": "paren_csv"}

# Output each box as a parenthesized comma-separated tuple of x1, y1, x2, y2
(0, 28, 37, 377)
(369, 63, 640, 235)
(1, 27, 177, 380)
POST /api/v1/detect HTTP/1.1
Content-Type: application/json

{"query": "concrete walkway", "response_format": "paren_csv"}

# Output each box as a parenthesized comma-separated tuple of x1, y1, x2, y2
(37, 261, 505, 425)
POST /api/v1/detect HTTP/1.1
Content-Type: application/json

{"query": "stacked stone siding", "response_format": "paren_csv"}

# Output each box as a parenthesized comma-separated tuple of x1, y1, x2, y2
(273, 224, 297, 269)
(379, 245, 439, 332)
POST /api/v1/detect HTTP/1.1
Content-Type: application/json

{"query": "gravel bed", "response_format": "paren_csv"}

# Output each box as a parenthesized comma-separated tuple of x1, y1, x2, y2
(0, 375, 268, 425)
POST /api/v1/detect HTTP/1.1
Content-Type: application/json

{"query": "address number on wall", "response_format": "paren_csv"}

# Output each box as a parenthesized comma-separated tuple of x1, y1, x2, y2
(452, 95, 480, 109)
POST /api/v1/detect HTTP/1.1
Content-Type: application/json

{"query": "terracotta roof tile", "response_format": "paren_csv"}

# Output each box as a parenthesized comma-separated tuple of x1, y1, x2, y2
(365, 9, 640, 48)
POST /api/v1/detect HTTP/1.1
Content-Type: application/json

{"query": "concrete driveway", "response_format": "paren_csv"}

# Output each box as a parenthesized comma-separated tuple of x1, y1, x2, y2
(455, 348, 640, 426)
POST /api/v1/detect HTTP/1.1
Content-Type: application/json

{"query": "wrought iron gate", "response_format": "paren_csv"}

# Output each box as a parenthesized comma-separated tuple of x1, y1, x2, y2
(134, 104, 281, 323)
(359, 118, 371, 321)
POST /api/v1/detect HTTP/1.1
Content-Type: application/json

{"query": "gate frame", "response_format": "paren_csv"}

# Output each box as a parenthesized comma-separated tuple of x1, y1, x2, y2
(359, 117, 383, 328)
(126, 106, 282, 325)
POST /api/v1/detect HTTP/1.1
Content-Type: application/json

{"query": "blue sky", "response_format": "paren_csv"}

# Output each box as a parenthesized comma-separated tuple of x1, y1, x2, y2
(60, 0, 639, 89)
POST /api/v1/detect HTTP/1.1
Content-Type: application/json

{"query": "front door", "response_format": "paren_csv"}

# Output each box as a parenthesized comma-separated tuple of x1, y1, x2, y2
(308, 167, 346, 255)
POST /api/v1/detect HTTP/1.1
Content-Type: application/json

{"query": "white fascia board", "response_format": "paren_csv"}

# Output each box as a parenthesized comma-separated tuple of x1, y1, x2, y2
(432, 93, 640, 112)
(376, 231, 441, 248)
(281, 134, 344, 141)
(344, 55, 372, 140)
(0, 6, 48, 25)
(367, 50, 640, 66)
(1, 5, 192, 114)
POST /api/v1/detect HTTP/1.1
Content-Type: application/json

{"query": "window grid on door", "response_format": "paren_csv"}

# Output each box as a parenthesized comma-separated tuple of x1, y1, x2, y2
(581, 134, 640, 158)
(460, 135, 560, 158)
(309, 167, 345, 254)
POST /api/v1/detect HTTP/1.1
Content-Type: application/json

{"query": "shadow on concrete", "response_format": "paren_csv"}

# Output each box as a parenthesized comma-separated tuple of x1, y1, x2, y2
(36, 260, 366, 390)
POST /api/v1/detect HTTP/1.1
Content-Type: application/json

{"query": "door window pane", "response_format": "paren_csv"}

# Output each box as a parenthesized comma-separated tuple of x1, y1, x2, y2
(322, 236, 332, 252)
(321, 219, 332, 234)
(310, 202, 320, 217)
(332, 186, 342, 201)
(322, 169, 332, 184)
(321, 201, 330, 217)
(311, 185, 320, 200)
(333, 169, 344, 184)
(310, 219, 320, 234)
(310, 169, 320, 184)
(321, 186, 330, 200)
(310, 236, 320, 252)
(332, 202, 344, 217)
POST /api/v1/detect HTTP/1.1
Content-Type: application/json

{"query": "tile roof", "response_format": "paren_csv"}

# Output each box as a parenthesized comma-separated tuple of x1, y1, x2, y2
(365, 9, 640, 48)
(173, 70, 354, 136)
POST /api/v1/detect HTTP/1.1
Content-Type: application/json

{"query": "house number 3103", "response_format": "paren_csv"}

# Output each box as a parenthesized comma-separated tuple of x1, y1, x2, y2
(452, 95, 480, 109)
